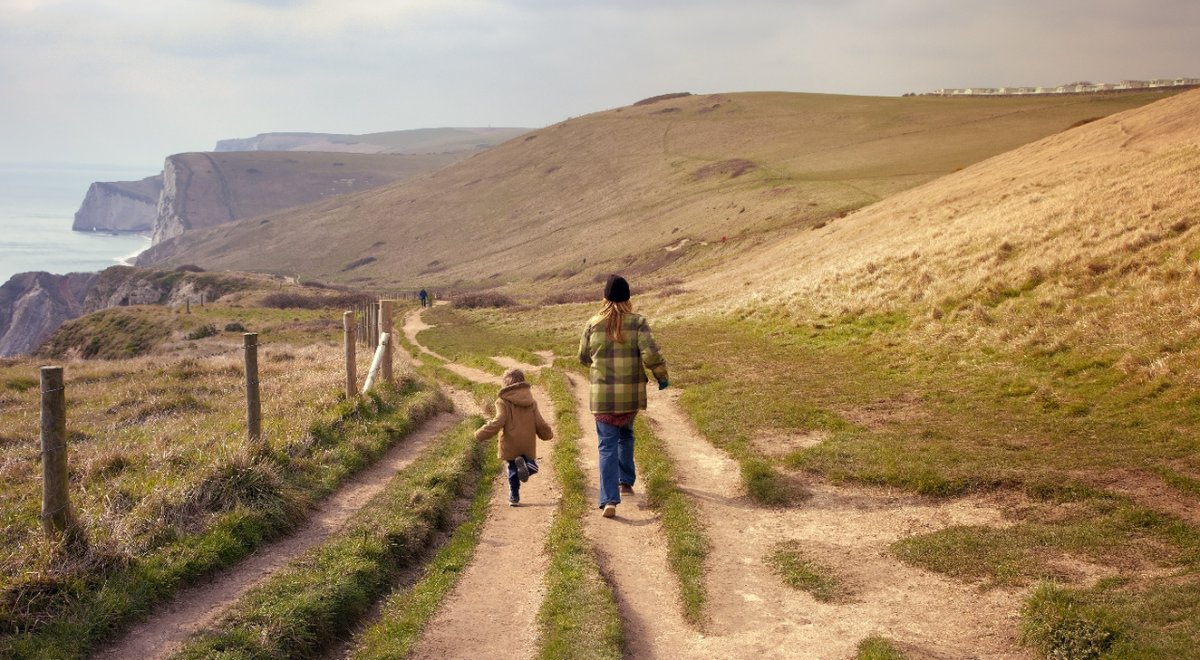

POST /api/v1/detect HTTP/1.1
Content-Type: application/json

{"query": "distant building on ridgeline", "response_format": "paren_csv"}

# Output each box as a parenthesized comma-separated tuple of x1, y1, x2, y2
(925, 77, 1200, 97)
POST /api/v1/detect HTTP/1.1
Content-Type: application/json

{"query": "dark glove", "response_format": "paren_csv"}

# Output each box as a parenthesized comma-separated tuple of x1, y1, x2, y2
(657, 379, 669, 390)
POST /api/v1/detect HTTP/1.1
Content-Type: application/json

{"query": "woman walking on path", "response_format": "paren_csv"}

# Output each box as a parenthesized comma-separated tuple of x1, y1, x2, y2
(578, 274, 669, 518)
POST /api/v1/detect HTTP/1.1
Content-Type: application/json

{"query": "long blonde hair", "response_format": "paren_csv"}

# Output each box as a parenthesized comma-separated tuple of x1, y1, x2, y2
(599, 300, 633, 343)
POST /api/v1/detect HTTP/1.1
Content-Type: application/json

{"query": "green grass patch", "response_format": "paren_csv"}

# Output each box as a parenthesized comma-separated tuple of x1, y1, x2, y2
(766, 540, 849, 603)
(348, 437, 502, 659)
(856, 636, 908, 660)
(633, 416, 709, 625)
(173, 417, 485, 659)
(418, 306, 553, 374)
(538, 369, 623, 659)
(891, 492, 1200, 589)
(1022, 578, 1200, 659)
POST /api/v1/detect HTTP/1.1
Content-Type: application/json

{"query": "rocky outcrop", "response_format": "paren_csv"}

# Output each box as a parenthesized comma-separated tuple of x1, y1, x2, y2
(0, 271, 96, 356)
(72, 176, 163, 233)
(0, 265, 251, 357)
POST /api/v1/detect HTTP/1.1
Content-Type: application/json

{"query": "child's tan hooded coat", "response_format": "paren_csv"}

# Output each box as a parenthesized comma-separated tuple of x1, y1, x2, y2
(475, 382, 553, 460)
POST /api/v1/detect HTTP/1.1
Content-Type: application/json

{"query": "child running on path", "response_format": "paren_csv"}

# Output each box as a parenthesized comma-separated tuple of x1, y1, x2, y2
(475, 368, 554, 506)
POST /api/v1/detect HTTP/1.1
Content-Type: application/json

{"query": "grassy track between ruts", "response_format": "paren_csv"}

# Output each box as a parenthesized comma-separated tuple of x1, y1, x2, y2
(0, 378, 445, 659)
(341, 432, 502, 659)
(537, 369, 623, 659)
(172, 417, 485, 659)
(632, 416, 710, 625)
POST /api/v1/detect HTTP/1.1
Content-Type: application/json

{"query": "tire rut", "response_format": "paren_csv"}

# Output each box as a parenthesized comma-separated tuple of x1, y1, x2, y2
(94, 410, 461, 660)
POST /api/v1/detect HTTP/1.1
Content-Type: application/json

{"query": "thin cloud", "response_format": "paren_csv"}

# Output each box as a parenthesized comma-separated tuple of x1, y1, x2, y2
(1, 0, 1196, 166)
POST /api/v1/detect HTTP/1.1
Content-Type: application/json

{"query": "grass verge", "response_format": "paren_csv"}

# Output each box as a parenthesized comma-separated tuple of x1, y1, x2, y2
(172, 416, 483, 659)
(634, 416, 710, 625)
(538, 369, 623, 659)
(347, 437, 501, 658)
(1, 379, 446, 658)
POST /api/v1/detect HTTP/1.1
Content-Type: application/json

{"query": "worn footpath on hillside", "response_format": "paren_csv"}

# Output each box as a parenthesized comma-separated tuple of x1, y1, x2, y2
(94, 409, 461, 660)
(406, 305, 1035, 658)
(401, 309, 558, 660)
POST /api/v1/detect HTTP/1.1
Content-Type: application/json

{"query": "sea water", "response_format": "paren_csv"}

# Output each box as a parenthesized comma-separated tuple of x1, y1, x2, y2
(0, 163, 156, 285)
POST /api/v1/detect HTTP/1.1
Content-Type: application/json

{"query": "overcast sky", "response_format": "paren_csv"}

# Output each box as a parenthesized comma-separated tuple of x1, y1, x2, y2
(2, 0, 1197, 170)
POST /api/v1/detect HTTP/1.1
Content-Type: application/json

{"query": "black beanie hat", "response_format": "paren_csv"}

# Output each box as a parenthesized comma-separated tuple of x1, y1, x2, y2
(604, 274, 630, 302)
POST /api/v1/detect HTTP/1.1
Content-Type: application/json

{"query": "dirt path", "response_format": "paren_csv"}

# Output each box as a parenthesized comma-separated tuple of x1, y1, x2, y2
(637, 389, 1031, 658)
(404, 314, 559, 660)
(567, 373, 707, 657)
(403, 308, 1031, 657)
(94, 411, 461, 660)
(402, 302, 449, 361)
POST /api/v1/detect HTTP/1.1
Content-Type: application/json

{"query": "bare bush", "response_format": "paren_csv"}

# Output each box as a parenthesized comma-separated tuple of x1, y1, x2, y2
(541, 290, 596, 306)
(260, 292, 374, 309)
(453, 292, 518, 309)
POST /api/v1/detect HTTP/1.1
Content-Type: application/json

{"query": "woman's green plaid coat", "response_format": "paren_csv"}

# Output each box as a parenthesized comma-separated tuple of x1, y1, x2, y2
(578, 312, 669, 414)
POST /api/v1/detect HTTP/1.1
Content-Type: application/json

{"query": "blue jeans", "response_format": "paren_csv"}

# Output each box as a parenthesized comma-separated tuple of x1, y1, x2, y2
(506, 456, 538, 499)
(596, 420, 635, 507)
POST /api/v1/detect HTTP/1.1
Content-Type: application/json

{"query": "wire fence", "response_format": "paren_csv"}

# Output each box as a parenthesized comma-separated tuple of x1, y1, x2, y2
(21, 298, 415, 551)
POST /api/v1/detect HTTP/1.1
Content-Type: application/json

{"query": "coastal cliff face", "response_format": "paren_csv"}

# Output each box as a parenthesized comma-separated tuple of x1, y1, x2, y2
(145, 150, 463, 252)
(72, 176, 163, 232)
(0, 271, 96, 356)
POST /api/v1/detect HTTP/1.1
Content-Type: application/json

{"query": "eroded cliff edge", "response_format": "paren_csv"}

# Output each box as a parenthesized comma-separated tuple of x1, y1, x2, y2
(72, 176, 162, 233)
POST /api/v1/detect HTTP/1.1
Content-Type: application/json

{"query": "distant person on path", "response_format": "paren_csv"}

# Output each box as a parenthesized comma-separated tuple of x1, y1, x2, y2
(475, 368, 554, 506)
(578, 274, 669, 518)
(419, 289, 428, 308)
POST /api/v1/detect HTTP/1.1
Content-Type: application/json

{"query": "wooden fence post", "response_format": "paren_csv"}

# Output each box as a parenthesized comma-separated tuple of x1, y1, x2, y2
(381, 300, 394, 384)
(343, 311, 356, 398)
(186, 299, 190, 314)
(244, 333, 262, 443)
(40, 366, 86, 549)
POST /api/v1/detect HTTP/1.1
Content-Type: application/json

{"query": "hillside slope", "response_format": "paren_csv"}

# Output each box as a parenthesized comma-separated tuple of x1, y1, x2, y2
(695, 89, 1200, 355)
(139, 91, 1177, 290)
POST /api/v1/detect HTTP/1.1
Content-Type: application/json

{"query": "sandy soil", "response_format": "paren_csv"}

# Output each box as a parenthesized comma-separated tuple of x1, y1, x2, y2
(93, 410, 461, 660)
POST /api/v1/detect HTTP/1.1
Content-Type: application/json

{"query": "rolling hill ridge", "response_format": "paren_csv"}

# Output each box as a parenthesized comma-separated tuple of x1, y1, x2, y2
(137, 90, 1180, 293)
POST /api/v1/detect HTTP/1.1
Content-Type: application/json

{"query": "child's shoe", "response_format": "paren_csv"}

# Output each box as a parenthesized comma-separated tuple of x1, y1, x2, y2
(514, 456, 530, 482)
(619, 483, 634, 495)
(602, 503, 617, 518)
(509, 494, 520, 507)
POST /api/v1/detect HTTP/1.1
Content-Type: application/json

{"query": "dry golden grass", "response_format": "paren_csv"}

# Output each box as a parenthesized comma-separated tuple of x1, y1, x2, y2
(678, 89, 1200, 379)
(0, 333, 385, 593)
(146, 91, 1175, 295)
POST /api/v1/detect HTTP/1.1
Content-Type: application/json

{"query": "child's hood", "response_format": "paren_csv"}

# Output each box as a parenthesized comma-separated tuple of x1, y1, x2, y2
(498, 382, 536, 407)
